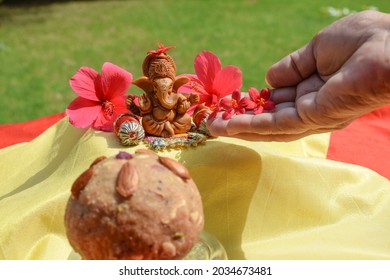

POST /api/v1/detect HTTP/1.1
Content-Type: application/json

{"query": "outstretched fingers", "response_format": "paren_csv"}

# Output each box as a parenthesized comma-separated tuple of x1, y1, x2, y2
(207, 105, 309, 138)
(266, 42, 317, 88)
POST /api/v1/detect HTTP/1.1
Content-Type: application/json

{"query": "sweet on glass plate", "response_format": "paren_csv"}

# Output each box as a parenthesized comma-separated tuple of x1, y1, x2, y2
(68, 231, 227, 260)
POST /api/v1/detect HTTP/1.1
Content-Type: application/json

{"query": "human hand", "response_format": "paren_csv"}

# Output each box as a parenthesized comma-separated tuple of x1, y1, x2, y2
(207, 10, 390, 141)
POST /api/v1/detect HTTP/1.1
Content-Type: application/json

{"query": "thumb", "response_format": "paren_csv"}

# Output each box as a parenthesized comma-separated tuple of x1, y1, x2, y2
(265, 41, 317, 88)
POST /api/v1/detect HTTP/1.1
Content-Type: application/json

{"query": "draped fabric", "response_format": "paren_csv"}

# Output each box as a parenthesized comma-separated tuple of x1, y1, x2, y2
(0, 107, 389, 260)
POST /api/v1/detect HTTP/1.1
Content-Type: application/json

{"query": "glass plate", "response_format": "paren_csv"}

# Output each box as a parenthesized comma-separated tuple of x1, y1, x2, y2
(68, 231, 227, 260)
(184, 231, 227, 260)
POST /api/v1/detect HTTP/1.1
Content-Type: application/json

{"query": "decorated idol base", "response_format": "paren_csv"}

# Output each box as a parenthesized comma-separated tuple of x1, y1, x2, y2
(67, 231, 227, 260)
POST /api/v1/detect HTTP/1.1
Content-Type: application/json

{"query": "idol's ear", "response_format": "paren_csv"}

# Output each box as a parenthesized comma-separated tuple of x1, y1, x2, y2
(132, 76, 153, 94)
(173, 76, 190, 93)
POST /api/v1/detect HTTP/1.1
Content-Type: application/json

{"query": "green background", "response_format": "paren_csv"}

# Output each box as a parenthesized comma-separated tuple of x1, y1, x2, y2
(1, 0, 389, 123)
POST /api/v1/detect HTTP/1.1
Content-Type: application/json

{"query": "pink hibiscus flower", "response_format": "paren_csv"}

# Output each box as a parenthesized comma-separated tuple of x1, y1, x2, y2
(245, 87, 276, 114)
(220, 90, 250, 119)
(179, 51, 242, 117)
(66, 62, 132, 132)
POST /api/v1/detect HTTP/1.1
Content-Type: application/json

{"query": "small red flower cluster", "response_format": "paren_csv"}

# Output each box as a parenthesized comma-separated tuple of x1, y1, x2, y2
(219, 88, 275, 120)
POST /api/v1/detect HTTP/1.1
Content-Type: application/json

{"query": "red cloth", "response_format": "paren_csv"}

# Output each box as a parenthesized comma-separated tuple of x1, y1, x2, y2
(0, 112, 66, 149)
(327, 105, 390, 180)
(0, 108, 389, 180)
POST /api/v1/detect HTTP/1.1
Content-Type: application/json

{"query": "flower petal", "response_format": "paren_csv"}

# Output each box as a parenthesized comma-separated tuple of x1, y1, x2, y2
(254, 106, 264, 114)
(222, 109, 235, 120)
(219, 97, 232, 110)
(260, 88, 271, 100)
(231, 90, 241, 101)
(199, 92, 213, 106)
(240, 97, 256, 109)
(111, 95, 129, 115)
(209, 109, 219, 119)
(101, 62, 133, 100)
(235, 107, 246, 115)
(66, 97, 101, 128)
(92, 95, 129, 132)
(194, 51, 222, 92)
(177, 74, 207, 95)
(177, 74, 195, 93)
(93, 108, 115, 132)
(212, 65, 242, 98)
(248, 87, 260, 101)
(210, 93, 220, 108)
(263, 100, 276, 110)
(69, 67, 101, 101)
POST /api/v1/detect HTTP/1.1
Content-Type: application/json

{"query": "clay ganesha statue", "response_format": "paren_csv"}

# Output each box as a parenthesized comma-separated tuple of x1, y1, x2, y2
(127, 45, 199, 138)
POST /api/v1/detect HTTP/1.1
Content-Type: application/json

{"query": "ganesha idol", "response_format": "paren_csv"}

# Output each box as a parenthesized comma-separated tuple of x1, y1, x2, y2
(126, 45, 199, 138)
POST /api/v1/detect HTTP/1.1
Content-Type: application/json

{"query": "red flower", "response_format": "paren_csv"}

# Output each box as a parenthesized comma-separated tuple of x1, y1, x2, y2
(66, 62, 132, 132)
(220, 90, 248, 119)
(147, 43, 175, 55)
(179, 51, 242, 117)
(245, 87, 275, 114)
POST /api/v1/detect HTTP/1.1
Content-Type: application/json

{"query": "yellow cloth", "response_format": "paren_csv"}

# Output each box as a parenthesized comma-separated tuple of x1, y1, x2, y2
(0, 118, 389, 260)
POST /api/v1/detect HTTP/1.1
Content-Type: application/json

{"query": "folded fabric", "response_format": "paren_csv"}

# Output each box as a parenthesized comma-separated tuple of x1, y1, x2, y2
(327, 104, 390, 180)
(0, 112, 66, 149)
(0, 116, 389, 260)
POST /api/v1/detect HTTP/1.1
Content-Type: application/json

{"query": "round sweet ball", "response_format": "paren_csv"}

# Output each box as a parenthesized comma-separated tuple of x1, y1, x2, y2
(64, 150, 204, 260)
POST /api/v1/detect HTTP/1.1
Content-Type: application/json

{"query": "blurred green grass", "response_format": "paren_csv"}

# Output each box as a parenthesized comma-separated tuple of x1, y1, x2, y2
(0, 0, 389, 124)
